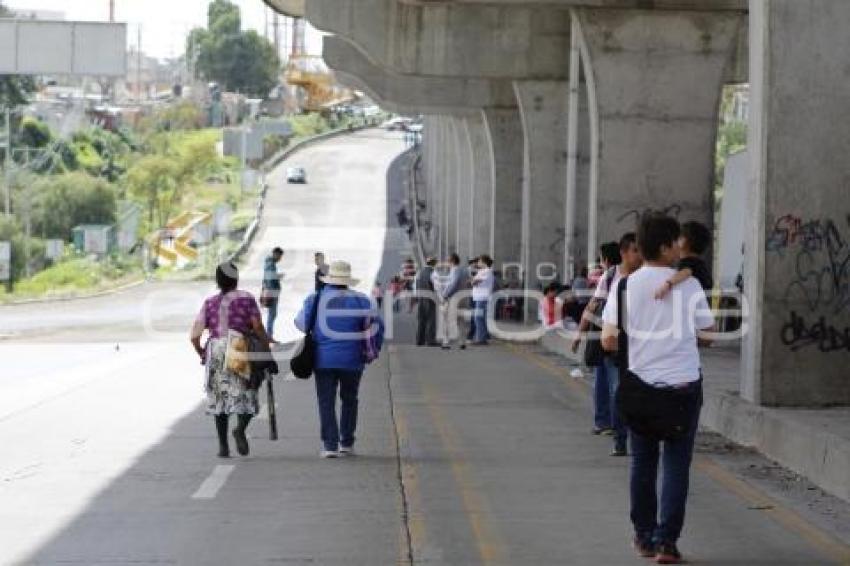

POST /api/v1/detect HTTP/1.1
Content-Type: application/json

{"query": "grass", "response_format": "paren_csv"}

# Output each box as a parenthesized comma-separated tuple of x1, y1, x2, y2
(0, 255, 144, 303)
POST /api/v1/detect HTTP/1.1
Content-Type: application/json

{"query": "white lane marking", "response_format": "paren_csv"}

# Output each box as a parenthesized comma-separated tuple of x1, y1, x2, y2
(192, 465, 235, 500)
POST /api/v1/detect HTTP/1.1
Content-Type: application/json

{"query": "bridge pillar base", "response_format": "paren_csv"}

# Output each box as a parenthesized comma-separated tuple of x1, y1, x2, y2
(744, 0, 850, 407)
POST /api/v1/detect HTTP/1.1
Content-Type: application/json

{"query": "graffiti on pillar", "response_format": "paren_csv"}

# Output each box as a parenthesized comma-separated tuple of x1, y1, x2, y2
(780, 311, 850, 353)
(771, 214, 850, 314)
(616, 204, 682, 226)
(765, 214, 842, 254)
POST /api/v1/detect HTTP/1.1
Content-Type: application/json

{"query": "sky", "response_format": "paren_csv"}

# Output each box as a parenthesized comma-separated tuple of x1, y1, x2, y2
(7, 0, 323, 60)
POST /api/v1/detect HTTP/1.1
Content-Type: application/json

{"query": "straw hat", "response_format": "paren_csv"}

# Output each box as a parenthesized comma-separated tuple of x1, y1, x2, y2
(320, 260, 360, 287)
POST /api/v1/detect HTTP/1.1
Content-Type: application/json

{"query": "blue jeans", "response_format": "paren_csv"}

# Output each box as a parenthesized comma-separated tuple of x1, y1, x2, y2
(603, 356, 627, 451)
(314, 368, 364, 451)
(265, 302, 278, 338)
(629, 381, 703, 545)
(593, 363, 611, 430)
(473, 300, 489, 343)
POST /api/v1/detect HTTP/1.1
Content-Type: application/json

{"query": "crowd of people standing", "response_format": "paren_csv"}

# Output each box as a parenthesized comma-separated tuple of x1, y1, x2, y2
(189, 210, 716, 564)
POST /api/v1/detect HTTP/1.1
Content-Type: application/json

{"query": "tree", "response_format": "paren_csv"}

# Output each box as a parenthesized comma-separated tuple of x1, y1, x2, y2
(126, 154, 179, 228)
(188, 0, 280, 98)
(30, 172, 117, 239)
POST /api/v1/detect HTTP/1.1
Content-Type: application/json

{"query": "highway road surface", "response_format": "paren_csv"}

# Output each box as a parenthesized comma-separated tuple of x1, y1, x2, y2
(0, 129, 846, 565)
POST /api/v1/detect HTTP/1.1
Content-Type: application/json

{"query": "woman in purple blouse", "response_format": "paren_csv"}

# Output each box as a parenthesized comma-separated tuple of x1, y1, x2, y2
(191, 262, 275, 458)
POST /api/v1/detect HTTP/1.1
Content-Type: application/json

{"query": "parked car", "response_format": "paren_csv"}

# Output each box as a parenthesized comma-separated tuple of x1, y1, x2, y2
(286, 167, 307, 184)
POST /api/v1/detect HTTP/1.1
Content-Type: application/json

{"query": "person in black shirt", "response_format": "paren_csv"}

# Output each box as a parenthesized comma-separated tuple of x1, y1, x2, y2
(654, 220, 713, 299)
(314, 252, 329, 292)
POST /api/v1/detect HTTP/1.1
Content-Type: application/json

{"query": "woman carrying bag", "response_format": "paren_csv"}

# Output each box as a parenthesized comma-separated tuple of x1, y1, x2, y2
(191, 262, 277, 458)
(294, 261, 384, 458)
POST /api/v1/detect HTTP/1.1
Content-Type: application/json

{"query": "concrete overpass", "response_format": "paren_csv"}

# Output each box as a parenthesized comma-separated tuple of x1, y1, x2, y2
(265, 0, 850, 410)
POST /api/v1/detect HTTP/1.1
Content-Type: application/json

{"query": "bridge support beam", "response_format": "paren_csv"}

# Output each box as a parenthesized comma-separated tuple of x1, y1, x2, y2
(482, 107, 524, 276)
(515, 80, 570, 292)
(453, 117, 475, 260)
(466, 112, 494, 259)
(575, 8, 743, 244)
(743, 0, 850, 406)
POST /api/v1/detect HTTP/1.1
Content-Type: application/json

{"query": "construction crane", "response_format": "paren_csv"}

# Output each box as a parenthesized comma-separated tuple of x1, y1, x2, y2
(283, 17, 354, 112)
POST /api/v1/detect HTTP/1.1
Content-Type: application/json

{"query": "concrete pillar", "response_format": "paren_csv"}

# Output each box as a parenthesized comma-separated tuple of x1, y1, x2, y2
(743, 0, 850, 407)
(466, 112, 493, 258)
(575, 9, 743, 245)
(455, 117, 475, 260)
(432, 116, 448, 259)
(574, 85, 592, 273)
(444, 117, 460, 255)
(482, 107, 524, 275)
(422, 115, 439, 258)
(514, 80, 570, 290)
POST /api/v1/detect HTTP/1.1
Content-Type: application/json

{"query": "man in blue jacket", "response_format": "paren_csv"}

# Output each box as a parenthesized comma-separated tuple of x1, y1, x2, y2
(295, 261, 385, 458)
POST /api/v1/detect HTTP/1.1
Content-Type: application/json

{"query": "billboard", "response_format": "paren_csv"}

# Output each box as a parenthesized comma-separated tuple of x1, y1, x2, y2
(0, 21, 126, 77)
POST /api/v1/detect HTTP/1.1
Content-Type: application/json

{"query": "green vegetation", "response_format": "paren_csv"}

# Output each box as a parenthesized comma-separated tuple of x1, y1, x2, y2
(714, 87, 748, 208)
(0, 254, 142, 302)
(138, 101, 204, 133)
(187, 0, 280, 98)
(28, 172, 118, 239)
(2, 80, 371, 299)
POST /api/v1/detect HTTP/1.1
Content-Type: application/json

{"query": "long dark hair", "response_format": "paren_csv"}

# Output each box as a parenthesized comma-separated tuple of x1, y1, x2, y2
(215, 262, 238, 293)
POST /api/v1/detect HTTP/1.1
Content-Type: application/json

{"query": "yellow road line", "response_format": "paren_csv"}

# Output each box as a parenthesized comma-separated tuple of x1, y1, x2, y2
(420, 381, 508, 565)
(506, 343, 850, 565)
(696, 456, 850, 565)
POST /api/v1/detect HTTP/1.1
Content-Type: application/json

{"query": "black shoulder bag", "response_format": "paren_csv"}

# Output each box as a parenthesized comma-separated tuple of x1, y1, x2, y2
(290, 291, 321, 380)
(614, 278, 693, 441)
(583, 268, 617, 367)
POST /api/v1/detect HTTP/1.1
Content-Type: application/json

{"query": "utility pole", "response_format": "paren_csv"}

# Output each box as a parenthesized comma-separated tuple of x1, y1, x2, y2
(273, 13, 281, 60)
(3, 107, 11, 217)
(136, 24, 142, 103)
(109, 0, 115, 22)
(292, 17, 305, 58)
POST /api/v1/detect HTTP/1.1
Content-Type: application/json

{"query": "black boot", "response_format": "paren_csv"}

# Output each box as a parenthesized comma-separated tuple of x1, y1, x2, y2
(233, 414, 252, 456)
(215, 414, 230, 458)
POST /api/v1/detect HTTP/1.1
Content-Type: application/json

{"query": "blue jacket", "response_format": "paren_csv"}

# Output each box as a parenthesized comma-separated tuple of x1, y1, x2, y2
(294, 286, 385, 371)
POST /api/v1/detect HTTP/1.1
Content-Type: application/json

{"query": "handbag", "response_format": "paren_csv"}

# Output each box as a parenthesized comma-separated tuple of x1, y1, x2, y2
(362, 316, 381, 364)
(259, 287, 276, 308)
(583, 268, 616, 367)
(245, 332, 279, 390)
(613, 277, 697, 441)
(290, 290, 321, 379)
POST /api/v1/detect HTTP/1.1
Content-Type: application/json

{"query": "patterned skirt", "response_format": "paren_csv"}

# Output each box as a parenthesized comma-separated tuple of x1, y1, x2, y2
(204, 337, 259, 416)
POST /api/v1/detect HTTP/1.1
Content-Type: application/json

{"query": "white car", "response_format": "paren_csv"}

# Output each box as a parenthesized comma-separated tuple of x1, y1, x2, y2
(286, 167, 307, 184)
(381, 117, 409, 131)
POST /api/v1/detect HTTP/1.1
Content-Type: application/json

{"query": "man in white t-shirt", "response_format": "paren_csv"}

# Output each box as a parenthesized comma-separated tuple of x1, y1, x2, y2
(470, 255, 495, 345)
(600, 214, 715, 564)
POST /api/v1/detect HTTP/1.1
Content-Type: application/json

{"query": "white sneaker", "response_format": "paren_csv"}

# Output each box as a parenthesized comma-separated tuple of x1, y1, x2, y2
(320, 450, 339, 459)
(338, 446, 355, 456)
